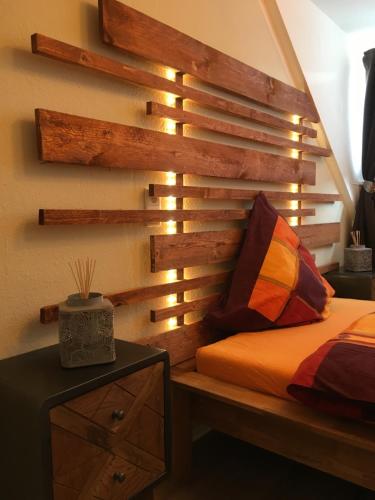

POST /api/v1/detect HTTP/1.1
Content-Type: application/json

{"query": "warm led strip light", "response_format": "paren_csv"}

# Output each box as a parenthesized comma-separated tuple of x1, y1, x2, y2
(290, 115, 301, 227)
(164, 68, 178, 328)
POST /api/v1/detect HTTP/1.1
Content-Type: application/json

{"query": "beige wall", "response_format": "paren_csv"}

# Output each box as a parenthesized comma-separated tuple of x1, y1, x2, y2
(0, 0, 341, 359)
(275, 0, 355, 201)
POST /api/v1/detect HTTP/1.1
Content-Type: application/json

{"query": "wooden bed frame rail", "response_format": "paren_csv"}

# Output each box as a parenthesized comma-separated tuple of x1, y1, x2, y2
(171, 369, 375, 491)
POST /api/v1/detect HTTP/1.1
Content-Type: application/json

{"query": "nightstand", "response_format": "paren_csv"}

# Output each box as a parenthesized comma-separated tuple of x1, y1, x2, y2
(324, 268, 375, 300)
(0, 340, 170, 500)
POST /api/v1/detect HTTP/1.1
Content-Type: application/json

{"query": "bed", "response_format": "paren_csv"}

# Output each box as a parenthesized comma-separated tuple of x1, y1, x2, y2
(196, 297, 375, 401)
(171, 299, 375, 491)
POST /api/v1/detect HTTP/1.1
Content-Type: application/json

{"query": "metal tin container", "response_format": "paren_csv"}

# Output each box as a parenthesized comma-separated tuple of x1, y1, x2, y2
(58, 292, 115, 368)
(344, 245, 372, 272)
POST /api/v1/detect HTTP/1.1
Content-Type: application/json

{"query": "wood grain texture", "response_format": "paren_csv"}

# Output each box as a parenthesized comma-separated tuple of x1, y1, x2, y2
(50, 363, 165, 498)
(35, 109, 316, 185)
(149, 184, 342, 203)
(51, 424, 156, 498)
(172, 371, 375, 490)
(147, 102, 329, 157)
(40, 271, 230, 324)
(151, 229, 244, 272)
(150, 294, 221, 322)
(151, 224, 341, 271)
(100, 0, 319, 121)
(139, 322, 220, 366)
(181, 85, 317, 138)
(31, 33, 316, 138)
(173, 371, 375, 451)
(116, 364, 164, 416)
(39, 208, 315, 225)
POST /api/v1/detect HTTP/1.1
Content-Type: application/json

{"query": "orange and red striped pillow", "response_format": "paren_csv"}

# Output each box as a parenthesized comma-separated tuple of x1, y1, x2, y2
(206, 193, 334, 334)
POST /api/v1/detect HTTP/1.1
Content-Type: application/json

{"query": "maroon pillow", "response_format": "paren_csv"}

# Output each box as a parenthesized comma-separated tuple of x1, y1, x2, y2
(206, 193, 333, 334)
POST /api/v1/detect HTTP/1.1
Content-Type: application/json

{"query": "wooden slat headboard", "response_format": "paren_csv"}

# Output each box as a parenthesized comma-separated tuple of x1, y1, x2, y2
(150, 225, 341, 272)
(33, 0, 342, 365)
(99, 0, 319, 120)
(35, 109, 316, 184)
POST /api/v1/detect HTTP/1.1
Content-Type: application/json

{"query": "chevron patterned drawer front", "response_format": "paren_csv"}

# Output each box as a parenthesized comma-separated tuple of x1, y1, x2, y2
(49, 362, 166, 500)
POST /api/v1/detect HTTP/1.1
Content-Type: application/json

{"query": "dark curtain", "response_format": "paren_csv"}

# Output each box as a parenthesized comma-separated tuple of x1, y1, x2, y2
(353, 48, 375, 264)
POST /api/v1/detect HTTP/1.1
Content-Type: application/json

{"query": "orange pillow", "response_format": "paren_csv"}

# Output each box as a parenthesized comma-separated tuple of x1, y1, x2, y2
(206, 193, 334, 334)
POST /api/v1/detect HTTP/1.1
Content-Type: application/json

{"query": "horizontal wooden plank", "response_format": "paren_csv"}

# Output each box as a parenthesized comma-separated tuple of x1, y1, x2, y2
(40, 271, 231, 324)
(151, 229, 244, 272)
(39, 208, 315, 225)
(319, 262, 340, 275)
(150, 294, 221, 322)
(193, 395, 375, 491)
(149, 184, 342, 203)
(41, 257, 338, 324)
(138, 321, 220, 366)
(296, 223, 341, 249)
(100, 0, 319, 121)
(174, 371, 375, 491)
(183, 86, 317, 138)
(172, 370, 375, 453)
(31, 33, 316, 138)
(150, 223, 341, 271)
(36, 109, 316, 185)
(147, 102, 329, 157)
(174, 371, 375, 490)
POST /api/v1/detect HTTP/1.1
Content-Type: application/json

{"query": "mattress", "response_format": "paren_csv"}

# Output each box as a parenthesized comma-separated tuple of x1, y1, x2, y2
(196, 297, 375, 400)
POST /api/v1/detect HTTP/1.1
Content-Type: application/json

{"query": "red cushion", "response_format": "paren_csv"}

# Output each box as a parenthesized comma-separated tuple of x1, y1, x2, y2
(206, 193, 333, 334)
(287, 337, 375, 421)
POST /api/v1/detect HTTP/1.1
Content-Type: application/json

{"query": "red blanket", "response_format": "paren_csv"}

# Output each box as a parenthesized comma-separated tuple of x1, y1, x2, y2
(287, 313, 375, 420)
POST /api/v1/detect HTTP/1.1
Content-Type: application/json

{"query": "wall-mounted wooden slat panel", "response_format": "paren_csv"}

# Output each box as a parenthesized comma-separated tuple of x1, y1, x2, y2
(183, 86, 317, 138)
(36, 109, 316, 185)
(40, 271, 231, 324)
(150, 224, 340, 271)
(139, 321, 220, 366)
(151, 230, 244, 272)
(100, 0, 319, 121)
(150, 294, 221, 322)
(149, 184, 342, 203)
(296, 224, 340, 249)
(39, 208, 315, 225)
(31, 34, 316, 139)
(147, 102, 330, 157)
(41, 257, 339, 325)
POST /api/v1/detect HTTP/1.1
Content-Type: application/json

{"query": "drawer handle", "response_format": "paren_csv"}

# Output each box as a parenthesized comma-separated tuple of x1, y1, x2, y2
(112, 409, 125, 421)
(113, 471, 126, 483)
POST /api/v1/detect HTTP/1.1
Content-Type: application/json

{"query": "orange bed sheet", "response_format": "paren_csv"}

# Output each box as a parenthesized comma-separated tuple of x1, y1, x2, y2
(196, 298, 375, 400)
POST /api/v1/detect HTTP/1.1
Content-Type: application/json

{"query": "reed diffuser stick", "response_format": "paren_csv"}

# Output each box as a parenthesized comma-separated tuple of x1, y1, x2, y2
(350, 230, 362, 247)
(69, 258, 96, 299)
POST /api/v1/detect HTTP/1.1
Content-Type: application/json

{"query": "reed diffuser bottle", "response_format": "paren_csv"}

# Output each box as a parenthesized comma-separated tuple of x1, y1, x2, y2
(58, 258, 116, 368)
(344, 231, 372, 272)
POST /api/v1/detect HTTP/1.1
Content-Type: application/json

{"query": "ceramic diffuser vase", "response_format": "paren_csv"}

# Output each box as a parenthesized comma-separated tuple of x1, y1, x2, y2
(58, 258, 116, 368)
(344, 230, 372, 272)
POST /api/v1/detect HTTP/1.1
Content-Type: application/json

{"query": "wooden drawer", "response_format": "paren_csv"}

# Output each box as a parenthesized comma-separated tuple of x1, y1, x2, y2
(50, 362, 165, 499)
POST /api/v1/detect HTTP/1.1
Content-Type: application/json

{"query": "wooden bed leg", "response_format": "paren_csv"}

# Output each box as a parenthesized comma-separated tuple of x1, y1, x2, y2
(171, 384, 192, 483)
(136, 488, 154, 500)
(155, 384, 192, 499)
